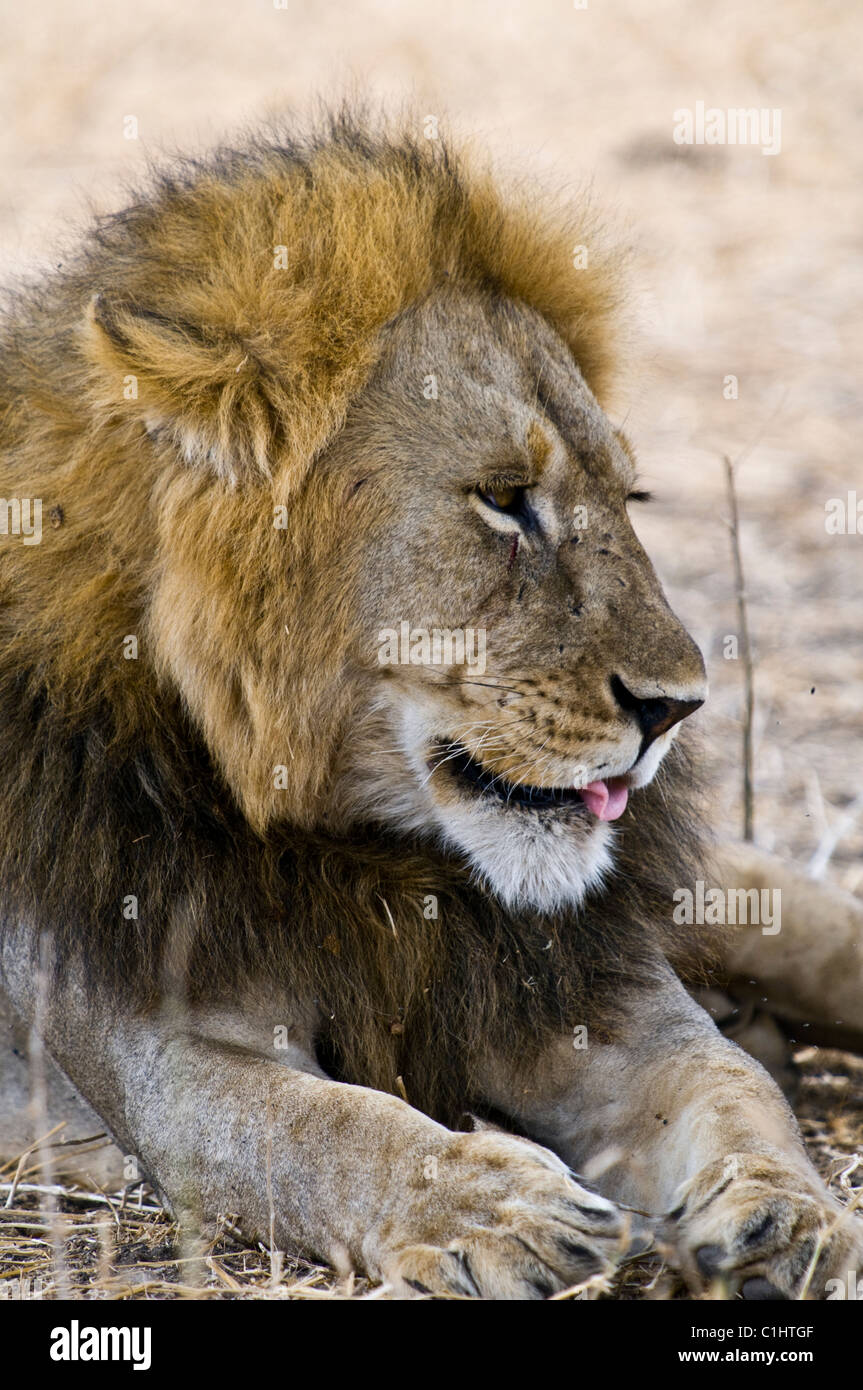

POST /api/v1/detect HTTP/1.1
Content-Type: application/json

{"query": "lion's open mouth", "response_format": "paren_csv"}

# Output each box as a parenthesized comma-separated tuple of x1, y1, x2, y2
(439, 744, 630, 821)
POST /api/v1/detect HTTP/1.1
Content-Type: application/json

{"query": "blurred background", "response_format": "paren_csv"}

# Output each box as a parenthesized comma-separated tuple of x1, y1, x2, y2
(2, 0, 860, 875)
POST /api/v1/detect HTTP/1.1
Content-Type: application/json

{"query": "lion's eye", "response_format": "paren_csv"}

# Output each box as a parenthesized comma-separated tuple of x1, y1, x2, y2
(476, 484, 526, 515)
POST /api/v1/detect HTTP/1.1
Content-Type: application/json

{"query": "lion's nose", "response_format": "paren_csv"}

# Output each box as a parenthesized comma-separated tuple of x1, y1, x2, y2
(610, 674, 704, 750)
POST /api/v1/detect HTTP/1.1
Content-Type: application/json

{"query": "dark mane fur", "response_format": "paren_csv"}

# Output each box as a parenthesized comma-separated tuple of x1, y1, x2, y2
(0, 673, 712, 1127)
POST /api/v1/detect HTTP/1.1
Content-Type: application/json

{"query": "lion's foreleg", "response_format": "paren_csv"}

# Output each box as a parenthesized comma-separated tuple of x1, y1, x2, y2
(0, 932, 637, 1298)
(477, 970, 863, 1296)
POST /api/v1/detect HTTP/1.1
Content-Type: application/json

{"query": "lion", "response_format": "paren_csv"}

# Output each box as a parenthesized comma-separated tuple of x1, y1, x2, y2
(1, 109, 862, 1300)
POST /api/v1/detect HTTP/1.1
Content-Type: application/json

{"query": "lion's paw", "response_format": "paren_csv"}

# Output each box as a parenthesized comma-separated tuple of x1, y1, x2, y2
(374, 1130, 644, 1299)
(664, 1152, 863, 1300)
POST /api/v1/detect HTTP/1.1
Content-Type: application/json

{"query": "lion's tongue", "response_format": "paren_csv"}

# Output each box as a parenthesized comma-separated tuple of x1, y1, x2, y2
(579, 779, 629, 821)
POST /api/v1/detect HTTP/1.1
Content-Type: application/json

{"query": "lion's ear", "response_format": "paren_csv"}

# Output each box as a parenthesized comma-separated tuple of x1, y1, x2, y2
(84, 292, 278, 484)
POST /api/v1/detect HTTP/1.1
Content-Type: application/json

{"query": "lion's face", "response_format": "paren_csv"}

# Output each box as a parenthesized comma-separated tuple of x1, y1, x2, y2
(324, 288, 707, 910)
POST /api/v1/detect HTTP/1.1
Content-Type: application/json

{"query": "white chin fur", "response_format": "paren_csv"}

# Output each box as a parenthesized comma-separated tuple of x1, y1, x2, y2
(432, 798, 614, 913)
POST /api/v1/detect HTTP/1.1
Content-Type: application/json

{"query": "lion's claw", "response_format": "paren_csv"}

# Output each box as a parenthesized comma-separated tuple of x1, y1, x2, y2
(664, 1152, 863, 1299)
(375, 1130, 636, 1299)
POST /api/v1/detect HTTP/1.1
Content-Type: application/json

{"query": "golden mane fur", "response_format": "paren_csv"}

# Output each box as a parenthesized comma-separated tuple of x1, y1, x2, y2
(2, 109, 624, 831)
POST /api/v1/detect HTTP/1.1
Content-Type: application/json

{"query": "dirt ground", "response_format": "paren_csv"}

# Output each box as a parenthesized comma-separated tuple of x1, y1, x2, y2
(1, 0, 861, 1299)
